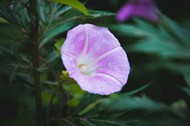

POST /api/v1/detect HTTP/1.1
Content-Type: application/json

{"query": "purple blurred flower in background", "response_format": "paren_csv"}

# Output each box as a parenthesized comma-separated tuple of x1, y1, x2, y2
(117, 0, 159, 22)
(61, 24, 130, 95)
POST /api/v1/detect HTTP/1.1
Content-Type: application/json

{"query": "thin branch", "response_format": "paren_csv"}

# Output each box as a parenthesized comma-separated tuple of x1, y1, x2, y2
(39, 56, 66, 119)
(39, 56, 60, 81)
(48, 77, 65, 119)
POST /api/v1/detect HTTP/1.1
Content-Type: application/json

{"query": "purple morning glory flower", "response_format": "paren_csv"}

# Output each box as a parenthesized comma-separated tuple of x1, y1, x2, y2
(117, 0, 159, 22)
(61, 24, 130, 95)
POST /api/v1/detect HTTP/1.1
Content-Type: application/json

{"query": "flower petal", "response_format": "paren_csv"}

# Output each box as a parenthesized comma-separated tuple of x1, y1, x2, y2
(132, 2, 158, 22)
(82, 24, 120, 58)
(116, 0, 158, 22)
(73, 73, 122, 95)
(61, 24, 87, 58)
(94, 47, 130, 85)
(117, 3, 134, 22)
(61, 52, 80, 77)
(61, 24, 130, 95)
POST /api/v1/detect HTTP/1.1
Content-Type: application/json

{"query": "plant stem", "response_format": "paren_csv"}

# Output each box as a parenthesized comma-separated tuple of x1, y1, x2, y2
(39, 57, 66, 119)
(29, 0, 42, 123)
(32, 44, 42, 123)
(39, 56, 59, 81)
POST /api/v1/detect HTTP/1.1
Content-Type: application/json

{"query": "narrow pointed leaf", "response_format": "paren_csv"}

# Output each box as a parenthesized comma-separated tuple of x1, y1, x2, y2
(49, 0, 89, 15)
(40, 22, 76, 47)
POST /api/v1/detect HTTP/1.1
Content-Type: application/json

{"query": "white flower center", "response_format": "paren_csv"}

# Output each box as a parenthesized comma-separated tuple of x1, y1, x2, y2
(77, 62, 96, 76)
(78, 64, 88, 73)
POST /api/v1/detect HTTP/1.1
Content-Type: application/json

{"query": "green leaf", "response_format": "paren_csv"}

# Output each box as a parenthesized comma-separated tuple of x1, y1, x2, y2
(182, 87, 190, 98)
(78, 99, 102, 116)
(42, 91, 58, 105)
(0, 24, 28, 45)
(40, 22, 76, 47)
(184, 74, 190, 87)
(0, 2, 30, 28)
(55, 38, 65, 55)
(101, 95, 168, 113)
(90, 119, 128, 126)
(81, 120, 97, 126)
(0, 44, 33, 88)
(49, 0, 89, 15)
(39, 7, 115, 47)
(0, 3, 18, 25)
(160, 15, 190, 48)
(127, 38, 190, 59)
(112, 19, 190, 59)
(63, 82, 86, 107)
(124, 82, 152, 96)
(70, 94, 101, 115)
(88, 10, 115, 18)
(0, 17, 8, 23)
(109, 24, 148, 37)
(111, 16, 190, 61)
(0, 108, 35, 126)
(64, 120, 78, 126)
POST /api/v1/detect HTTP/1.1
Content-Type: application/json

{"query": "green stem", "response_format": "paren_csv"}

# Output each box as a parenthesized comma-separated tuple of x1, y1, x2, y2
(29, 0, 42, 123)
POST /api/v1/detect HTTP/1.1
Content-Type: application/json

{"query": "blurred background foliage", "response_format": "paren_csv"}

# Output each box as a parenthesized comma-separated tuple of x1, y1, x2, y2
(0, 0, 190, 126)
